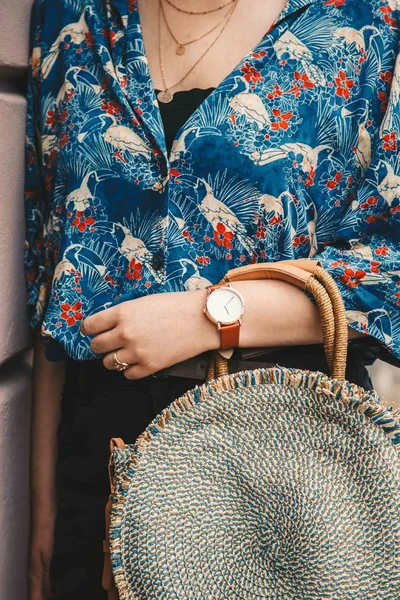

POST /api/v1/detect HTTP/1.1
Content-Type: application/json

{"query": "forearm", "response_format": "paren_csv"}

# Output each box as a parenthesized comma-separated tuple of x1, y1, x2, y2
(235, 279, 364, 347)
(196, 279, 364, 352)
(30, 337, 66, 525)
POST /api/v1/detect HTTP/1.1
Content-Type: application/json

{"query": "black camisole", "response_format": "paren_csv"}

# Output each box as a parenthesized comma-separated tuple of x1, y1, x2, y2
(155, 87, 215, 155)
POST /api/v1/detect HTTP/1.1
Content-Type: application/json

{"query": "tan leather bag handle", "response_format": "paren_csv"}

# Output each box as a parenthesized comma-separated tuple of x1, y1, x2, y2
(207, 259, 348, 382)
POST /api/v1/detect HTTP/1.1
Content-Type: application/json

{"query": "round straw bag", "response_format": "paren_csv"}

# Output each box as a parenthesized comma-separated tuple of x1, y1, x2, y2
(103, 260, 400, 600)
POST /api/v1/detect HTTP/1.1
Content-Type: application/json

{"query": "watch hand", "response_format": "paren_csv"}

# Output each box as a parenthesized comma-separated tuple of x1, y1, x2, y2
(226, 296, 234, 306)
(225, 306, 229, 315)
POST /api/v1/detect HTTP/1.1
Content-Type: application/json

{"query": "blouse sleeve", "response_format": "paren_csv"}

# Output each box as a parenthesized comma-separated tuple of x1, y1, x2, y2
(315, 51, 400, 363)
(23, 0, 52, 334)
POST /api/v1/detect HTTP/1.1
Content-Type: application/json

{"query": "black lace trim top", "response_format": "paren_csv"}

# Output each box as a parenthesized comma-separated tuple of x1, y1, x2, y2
(155, 87, 215, 155)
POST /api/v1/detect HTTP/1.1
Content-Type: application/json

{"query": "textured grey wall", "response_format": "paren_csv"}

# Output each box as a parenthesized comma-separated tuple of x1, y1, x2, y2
(0, 1, 35, 599)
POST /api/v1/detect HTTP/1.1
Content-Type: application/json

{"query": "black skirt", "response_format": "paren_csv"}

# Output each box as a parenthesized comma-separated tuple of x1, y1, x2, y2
(49, 343, 374, 599)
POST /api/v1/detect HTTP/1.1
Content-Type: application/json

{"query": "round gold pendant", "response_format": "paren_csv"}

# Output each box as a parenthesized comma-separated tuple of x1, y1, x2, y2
(176, 44, 185, 55)
(157, 89, 174, 103)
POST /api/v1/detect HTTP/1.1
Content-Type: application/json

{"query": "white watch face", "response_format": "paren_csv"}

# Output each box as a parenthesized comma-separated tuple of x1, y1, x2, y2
(206, 287, 245, 325)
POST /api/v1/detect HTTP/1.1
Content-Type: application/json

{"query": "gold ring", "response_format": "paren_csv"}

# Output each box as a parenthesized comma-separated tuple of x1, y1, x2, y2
(113, 351, 130, 371)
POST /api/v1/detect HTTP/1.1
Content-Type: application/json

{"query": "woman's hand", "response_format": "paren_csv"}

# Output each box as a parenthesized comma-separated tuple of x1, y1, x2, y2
(81, 289, 220, 379)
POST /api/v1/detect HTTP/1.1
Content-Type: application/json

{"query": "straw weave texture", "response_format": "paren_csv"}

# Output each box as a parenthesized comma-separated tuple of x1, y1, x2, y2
(109, 367, 400, 599)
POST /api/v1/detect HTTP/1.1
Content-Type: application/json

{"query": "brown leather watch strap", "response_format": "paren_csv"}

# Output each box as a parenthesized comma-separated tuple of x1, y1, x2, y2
(220, 322, 240, 350)
(207, 281, 229, 293)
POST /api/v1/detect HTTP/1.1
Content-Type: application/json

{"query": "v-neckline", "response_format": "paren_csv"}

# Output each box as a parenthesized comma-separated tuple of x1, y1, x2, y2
(129, 0, 317, 163)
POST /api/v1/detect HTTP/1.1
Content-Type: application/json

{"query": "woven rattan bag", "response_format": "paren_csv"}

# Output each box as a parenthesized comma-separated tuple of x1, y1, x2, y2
(102, 260, 400, 600)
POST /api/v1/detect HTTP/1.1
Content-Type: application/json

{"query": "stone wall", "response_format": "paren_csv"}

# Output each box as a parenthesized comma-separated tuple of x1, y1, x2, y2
(0, 1, 35, 598)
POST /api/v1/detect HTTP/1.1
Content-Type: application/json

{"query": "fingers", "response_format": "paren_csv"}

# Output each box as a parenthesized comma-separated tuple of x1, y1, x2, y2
(89, 329, 121, 355)
(103, 349, 136, 371)
(123, 363, 153, 380)
(80, 306, 119, 337)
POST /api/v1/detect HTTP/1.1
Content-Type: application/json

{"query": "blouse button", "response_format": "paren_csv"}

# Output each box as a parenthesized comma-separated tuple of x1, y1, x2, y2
(151, 251, 164, 271)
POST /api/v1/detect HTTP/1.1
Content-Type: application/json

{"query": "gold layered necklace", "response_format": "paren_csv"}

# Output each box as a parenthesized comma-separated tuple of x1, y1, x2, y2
(157, 0, 239, 103)
(163, 0, 235, 15)
(160, 0, 232, 55)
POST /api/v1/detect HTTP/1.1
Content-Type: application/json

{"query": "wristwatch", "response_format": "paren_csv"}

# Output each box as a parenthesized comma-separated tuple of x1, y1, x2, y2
(204, 283, 245, 350)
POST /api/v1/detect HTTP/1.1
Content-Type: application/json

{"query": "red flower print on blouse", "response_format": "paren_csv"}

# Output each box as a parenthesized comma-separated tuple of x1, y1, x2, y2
(213, 223, 234, 249)
(375, 245, 389, 257)
(370, 260, 381, 274)
(293, 233, 308, 248)
(323, 0, 346, 6)
(240, 62, 264, 84)
(101, 100, 121, 115)
(380, 70, 393, 85)
(46, 109, 58, 130)
(269, 215, 282, 226)
(361, 196, 379, 209)
(382, 131, 397, 152)
(271, 109, 293, 131)
(335, 70, 355, 100)
(182, 230, 194, 243)
(378, 90, 388, 112)
(196, 256, 210, 266)
(331, 259, 349, 268)
(294, 71, 315, 90)
(340, 268, 366, 288)
(126, 258, 143, 281)
(380, 5, 397, 28)
(60, 132, 69, 147)
(267, 84, 284, 100)
(326, 171, 342, 190)
(71, 211, 96, 232)
(256, 219, 267, 240)
(60, 302, 83, 327)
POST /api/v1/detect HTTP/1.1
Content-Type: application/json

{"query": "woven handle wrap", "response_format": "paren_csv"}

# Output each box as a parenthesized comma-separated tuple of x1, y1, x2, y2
(207, 260, 348, 382)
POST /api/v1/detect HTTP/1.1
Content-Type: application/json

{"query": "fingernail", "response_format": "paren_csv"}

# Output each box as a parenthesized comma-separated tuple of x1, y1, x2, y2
(80, 321, 86, 336)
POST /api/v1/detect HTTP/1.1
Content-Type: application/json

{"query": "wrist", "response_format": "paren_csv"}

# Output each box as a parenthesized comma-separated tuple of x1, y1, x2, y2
(190, 289, 220, 353)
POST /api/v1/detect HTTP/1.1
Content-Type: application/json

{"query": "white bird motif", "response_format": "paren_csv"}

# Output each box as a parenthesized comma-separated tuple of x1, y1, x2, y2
(342, 103, 372, 173)
(274, 31, 326, 85)
(198, 179, 254, 253)
(170, 127, 222, 162)
(180, 259, 212, 291)
(65, 170, 118, 212)
(229, 93, 271, 131)
(378, 161, 400, 207)
(95, 222, 163, 283)
(41, 10, 89, 79)
(55, 66, 102, 107)
(333, 26, 380, 53)
(346, 309, 392, 345)
(53, 244, 106, 284)
(258, 192, 294, 218)
(104, 117, 153, 159)
(97, 46, 127, 85)
(40, 135, 58, 165)
(380, 53, 400, 133)
(161, 214, 186, 232)
(251, 143, 331, 173)
(78, 114, 153, 160)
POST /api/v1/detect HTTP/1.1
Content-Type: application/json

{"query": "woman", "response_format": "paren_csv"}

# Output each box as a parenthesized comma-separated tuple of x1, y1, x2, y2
(25, 0, 400, 598)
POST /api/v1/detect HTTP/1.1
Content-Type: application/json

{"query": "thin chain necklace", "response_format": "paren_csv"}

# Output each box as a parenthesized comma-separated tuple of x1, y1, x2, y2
(164, 0, 235, 15)
(160, 0, 232, 55)
(157, 0, 238, 103)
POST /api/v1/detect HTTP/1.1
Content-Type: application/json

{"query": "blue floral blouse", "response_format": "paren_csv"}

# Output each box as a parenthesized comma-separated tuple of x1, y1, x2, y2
(24, 0, 400, 362)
